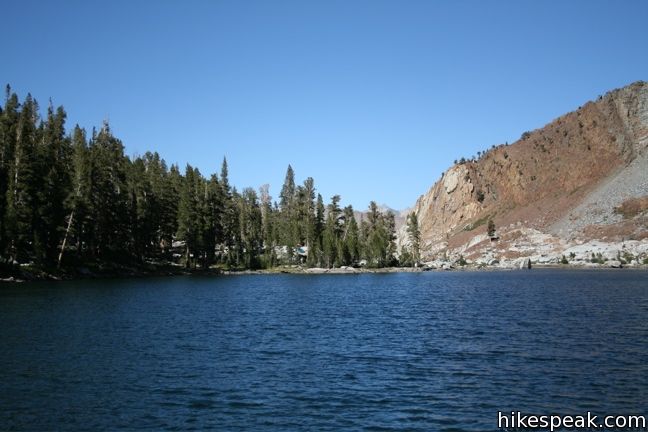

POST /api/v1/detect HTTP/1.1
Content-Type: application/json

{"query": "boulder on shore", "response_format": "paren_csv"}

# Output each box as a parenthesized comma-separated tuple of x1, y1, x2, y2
(305, 267, 328, 274)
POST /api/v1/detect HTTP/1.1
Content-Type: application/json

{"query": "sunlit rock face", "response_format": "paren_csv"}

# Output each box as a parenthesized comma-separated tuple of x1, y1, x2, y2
(401, 81, 648, 263)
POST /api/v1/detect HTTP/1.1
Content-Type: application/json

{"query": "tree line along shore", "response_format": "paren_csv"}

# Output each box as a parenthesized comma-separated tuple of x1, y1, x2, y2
(0, 86, 423, 281)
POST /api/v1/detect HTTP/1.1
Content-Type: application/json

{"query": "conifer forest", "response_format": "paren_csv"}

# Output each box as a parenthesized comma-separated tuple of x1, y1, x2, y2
(0, 87, 412, 273)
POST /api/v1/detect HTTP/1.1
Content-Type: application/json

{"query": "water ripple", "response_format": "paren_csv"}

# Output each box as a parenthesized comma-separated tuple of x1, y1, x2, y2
(0, 270, 647, 430)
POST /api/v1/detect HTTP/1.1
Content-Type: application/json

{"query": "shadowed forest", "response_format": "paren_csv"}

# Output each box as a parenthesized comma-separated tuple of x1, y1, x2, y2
(0, 87, 421, 275)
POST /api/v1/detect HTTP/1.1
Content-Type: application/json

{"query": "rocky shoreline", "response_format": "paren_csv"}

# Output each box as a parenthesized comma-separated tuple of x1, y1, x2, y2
(252, 263, 648, 274)
(2, 260, 647, 284)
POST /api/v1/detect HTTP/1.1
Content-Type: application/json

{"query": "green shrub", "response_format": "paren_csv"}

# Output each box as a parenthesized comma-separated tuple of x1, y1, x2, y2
(590, 252, 606, 264)
(487, 219, 496, 237)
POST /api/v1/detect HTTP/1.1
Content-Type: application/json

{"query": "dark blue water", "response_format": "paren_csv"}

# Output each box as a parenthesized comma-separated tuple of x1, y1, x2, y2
(1, 270, 647, 431)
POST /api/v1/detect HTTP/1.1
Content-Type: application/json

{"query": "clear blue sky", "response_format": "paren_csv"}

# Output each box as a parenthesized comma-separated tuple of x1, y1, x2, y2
(3, 1, 647, 210)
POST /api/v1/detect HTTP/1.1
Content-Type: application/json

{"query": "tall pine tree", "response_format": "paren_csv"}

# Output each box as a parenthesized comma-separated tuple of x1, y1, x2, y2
(5, 94, 39, 263)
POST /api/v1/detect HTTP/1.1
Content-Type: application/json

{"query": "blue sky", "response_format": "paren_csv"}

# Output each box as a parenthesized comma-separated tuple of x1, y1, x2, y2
(3, 0, 647, 210)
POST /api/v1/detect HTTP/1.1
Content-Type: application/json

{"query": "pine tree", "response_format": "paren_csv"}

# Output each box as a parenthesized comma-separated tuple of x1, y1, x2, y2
(383, 211, 397, 266)
(87, 122, 131, 260)
(301, 177, 316, 260)
(238, 188, 263, 269)
(322, 221, 336, 268)
(128, 156, 156, 261)
(177, 165, 200, 268)
(164, 164, 182, 252)
(487, 219, 496, 238)
(34, 103, 72, 263)
(219, 157, 230, 193)
(142, 152, 177, 256)
(5, 94, 40, 263)
(361, 201, 396, 267)
(220, 157, 239, 266)
(278, 164, 297, 252)
(201, 174, 223, 267)
(363, 201, 381, 266)
(406, 212, 421, 265)
(0, 87, 20, 261)
(60, 125, 90, 265)
(308, 193, 325, 267)
(359, 215, 369, 263)
(322, 195, 342, 267)
(259, 184, 275, 267)
(227, 187, 242, 266)
(279, 164, 295, 211)
(341, 205, 359, 265)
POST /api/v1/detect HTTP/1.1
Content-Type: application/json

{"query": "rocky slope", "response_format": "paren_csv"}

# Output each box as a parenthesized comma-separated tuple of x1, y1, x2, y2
(403, 81, 648, 268)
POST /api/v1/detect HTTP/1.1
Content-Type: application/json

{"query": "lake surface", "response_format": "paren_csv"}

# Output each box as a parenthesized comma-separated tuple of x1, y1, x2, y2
(1, 270, 647, 431)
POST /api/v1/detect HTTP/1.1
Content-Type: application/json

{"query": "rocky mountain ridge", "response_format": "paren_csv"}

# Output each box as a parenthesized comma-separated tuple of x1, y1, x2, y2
(401, 81, 648, 268)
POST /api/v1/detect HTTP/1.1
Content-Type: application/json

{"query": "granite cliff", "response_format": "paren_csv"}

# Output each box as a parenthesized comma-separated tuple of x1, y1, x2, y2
(402, 81, 648, 268)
